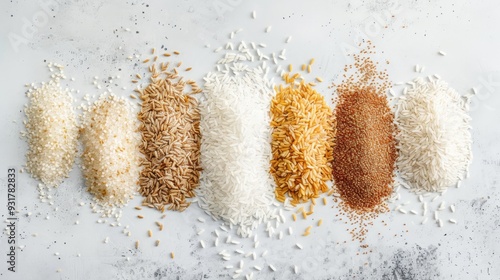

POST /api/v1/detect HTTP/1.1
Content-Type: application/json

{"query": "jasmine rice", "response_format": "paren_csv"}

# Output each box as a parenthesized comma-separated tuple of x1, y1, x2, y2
(24, 64, 78, 187)
(396, 78, 472, 193)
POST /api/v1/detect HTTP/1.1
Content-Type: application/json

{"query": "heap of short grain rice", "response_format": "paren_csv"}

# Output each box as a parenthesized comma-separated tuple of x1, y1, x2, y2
(136, 52, 202, 212)
(197, 62, 277, 237)
(80, 93, 140, 217)
(396, 77, 472, 193)
(24, 63, 78, 187)
(333, 45, 397, 212)
(271, 72, 334, 205)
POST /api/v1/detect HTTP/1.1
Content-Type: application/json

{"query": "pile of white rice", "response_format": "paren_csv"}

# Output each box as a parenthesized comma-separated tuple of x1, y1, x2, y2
(80, 93, 140, 218)
(197, 63, 277, 237)
(396, 77, 472, 193)
(24, 64, 78, 187)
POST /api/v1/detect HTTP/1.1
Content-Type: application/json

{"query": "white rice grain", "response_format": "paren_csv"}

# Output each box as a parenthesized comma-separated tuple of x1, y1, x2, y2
(24, 66, 78, 187)
(198, 53, 277, 237)
(81, 94, 140, 220)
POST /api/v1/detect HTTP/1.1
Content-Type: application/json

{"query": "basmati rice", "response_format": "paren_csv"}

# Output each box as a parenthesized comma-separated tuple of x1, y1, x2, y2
(271, 73, 334, 204)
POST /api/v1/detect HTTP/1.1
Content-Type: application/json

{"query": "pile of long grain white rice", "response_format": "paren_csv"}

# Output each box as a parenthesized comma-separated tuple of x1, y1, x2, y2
(80, 93, 140, 217)
(197, 63, 277, 237)
(24, 64, 78, 187)
(396, 77, 472, 193)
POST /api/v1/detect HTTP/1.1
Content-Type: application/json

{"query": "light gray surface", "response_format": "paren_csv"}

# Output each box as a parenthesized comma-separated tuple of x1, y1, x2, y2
(0, 0, 499, 279)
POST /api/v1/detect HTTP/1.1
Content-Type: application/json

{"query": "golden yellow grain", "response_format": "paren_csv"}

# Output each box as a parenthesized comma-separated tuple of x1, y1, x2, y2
(288, 64, 293, 72)
(270, 75, 334, 205)
(185, 67, 192, 72)
(323, 197, 327, 205)
(135, 206, 142, 210)
(137, 215, 144, 219)
(152, 48, 156, 54)
(130, 94, 137, 99)
(173, 51, 180, 55)
(148, 230, 152, 237)
(143, 59, 150, 63)
(170, 252, 175, 259)
(301, 64, 306, 71)
(316, 77, 323, 82)
(309, 58, 315, 65)
(136, 74, 142, 79)
(292, 213, 297, 221)
(317, 219, 323, 226)
(307, 65, 312, 73)
(302, 211, 307, 219)
(137, 53, 202, 213)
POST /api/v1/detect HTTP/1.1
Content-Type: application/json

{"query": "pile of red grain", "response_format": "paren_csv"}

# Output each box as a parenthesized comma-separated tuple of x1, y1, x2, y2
(332, 43, 397, 243)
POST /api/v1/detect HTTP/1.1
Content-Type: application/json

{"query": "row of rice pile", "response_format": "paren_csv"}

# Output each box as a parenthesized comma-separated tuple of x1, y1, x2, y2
(80, 93, 140, 218)
(332, 43, 398, 242)
(136, 52, 203, 212)
(395, 78, 472, 192)
(271, 72, 334, 205)
(197, 56, 277, 237)
(23, 47, 472, 244)
(24, 64, 79, 187)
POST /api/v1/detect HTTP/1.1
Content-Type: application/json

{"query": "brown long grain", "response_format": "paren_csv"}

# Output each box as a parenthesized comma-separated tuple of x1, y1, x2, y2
(137, 55, 202, 212)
